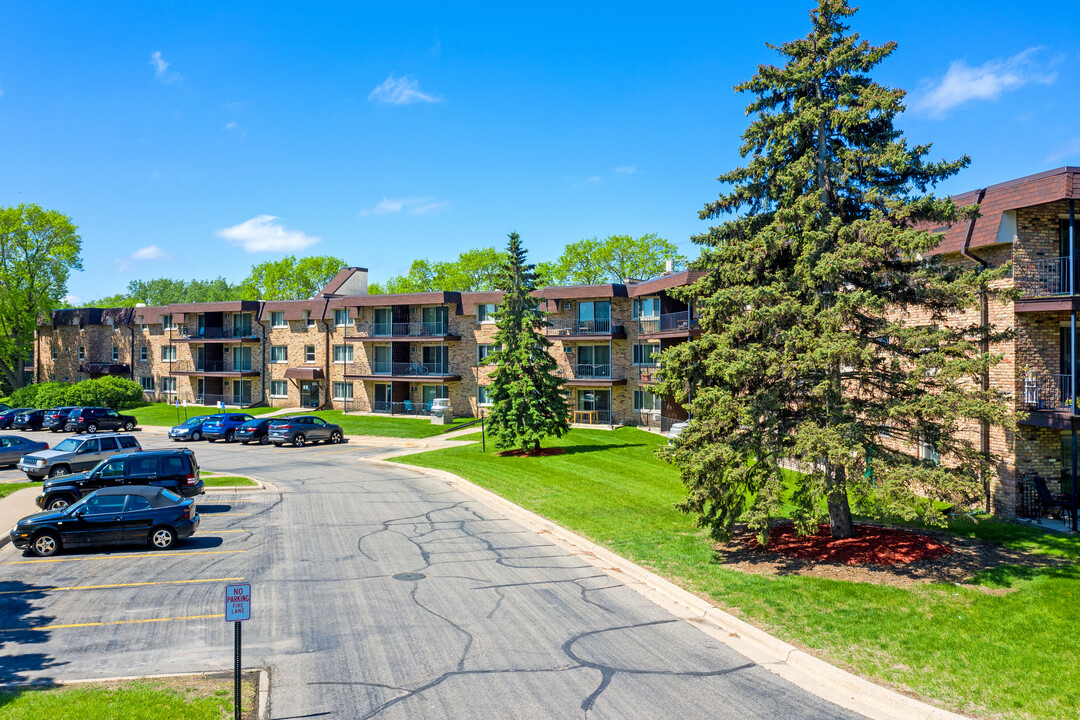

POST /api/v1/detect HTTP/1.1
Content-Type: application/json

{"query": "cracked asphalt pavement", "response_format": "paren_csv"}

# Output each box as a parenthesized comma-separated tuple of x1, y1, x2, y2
(0, 433, 865, 719)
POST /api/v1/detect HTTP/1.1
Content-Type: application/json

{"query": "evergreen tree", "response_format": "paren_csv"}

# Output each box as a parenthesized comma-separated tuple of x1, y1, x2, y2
(484, 232, 569, 452)
(660, 0, 1013, 540)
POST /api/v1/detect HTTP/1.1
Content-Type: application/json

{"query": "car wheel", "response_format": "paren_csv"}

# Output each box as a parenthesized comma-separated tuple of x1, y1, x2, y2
(149, 526, 176, 550)
(259, 435, 270, 445)
(48, 465, 70, 478)
(31, 531, 61, 557)
(47, 496, 74, 511)
(86, 423, 98, 433)
(191, 431, 201, 442)
(123, 421, 135, 431)
(329, 430, 343, 444)
(293, 433, 306, 447)
(225, 430, 235, 443)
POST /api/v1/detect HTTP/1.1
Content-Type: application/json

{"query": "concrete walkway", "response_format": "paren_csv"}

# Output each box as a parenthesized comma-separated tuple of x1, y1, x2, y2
(0, 488, 41, 548)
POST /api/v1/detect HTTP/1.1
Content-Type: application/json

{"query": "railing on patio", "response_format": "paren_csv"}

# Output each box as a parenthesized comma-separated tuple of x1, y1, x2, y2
(349, 361, 451, 377)
(349, 321, 451, 338)
(569, 409, 613, 425)
(574, 363, 610, 379)
(371, 400, 434, 416)
(1022, 372, 1074, 411)
(176, 325, 259, 340)
(635, 412, 680, 432)
(191, 393, 254, 409)
(545, 319, 623, 336)
(638, 366, 662, 384)
(636, 311, 700, 334)
(177, 360, 256, 373)
(1015, 257, 1071, 297)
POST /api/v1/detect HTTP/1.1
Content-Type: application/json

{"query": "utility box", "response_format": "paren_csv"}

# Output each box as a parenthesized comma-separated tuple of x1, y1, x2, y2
(430, 398, 453, 425)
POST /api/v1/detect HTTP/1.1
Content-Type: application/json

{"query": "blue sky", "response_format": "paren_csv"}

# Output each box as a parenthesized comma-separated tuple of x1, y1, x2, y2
(1, 1, 1077, 303)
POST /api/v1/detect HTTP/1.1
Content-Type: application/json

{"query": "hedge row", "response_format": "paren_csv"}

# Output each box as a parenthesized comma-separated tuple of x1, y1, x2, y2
(9, 377, 144, 411)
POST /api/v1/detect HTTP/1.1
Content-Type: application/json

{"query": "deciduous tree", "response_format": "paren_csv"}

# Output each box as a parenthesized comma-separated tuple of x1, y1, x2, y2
(539, 234, 685, 286)
(238, 255, 345, 300)
(370, 248, 505, 294)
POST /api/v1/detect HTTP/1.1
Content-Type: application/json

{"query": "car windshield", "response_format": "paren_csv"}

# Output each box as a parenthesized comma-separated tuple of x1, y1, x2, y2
(53, 438, 81, 452)
(64, 494, 92, 514)
(180, 416, 208, 426)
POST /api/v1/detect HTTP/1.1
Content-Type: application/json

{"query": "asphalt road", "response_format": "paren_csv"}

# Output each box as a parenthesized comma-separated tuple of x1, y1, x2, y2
(0, 431, 865, 719)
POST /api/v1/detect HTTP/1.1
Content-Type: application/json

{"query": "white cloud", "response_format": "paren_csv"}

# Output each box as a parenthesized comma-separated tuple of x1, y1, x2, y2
(130, 245, 169, 261)
(1046, 137, 1080, 164)
(572, 176, 602, 190)
(368, 74, 440, 105)
(215, 215, 322, 253)
(615, 165, 637, 174)
(63, 293, 83, 306)
(360, 197, 450, 217)
(149, 51, 181, 83)
(225, 121, 238, 130)
(913, 47, 1056, 118)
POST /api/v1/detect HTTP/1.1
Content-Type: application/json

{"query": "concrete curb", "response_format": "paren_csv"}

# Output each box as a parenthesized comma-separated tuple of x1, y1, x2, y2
(370, 459, 971, 720)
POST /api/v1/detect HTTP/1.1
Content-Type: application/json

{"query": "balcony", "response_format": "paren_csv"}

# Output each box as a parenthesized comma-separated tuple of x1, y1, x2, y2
(545, 319, 626, 339)
(371, 401, 437, 416)
(637, 311, 701, 337)
(344, 361, 461, 382)
(637, 366, 662, 385)
(172, 360, 260, 377)
(191, 392, 255, 409)
(1015, 257, 1070, 298)
(174, 325, 261, 342)
(557, 364, 626, 386)
(1020, 372, 1080, 429)
(345, 322, 459, 342)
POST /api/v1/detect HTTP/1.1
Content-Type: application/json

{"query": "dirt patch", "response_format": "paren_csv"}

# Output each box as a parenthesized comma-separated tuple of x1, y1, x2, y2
(496, 448, 567, 457)
(748, 524, 951, 566)
(715, 522, 1070, 590)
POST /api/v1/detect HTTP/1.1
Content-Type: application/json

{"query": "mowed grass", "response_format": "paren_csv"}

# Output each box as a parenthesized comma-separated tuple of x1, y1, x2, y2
(201, 475, 258, 488)
(128, 403, 277, 427)
(307, 410, 474, 439)
(395, 427, 1080, 720)
(0, 482, 37, 500)
(0, 675, 255, 720)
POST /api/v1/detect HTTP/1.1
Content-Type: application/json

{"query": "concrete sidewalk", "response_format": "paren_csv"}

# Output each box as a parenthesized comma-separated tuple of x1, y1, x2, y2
(0, 487, 42, 549)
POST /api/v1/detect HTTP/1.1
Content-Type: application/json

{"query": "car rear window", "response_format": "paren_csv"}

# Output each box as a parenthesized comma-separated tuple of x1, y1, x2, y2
(118, 437, 139, 449)
(129, 456, 157, 476)
(126, 495, 151, 511)
(162, 456, 187, 476)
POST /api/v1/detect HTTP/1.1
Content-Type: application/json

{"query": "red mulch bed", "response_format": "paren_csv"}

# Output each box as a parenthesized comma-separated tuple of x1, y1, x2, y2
(747, 524, 953, 566)
(496, 447, 567, 457)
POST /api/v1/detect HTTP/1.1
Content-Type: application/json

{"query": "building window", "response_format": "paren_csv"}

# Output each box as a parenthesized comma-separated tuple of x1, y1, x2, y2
(633, 343, 661, 366)
(632, 298, 660, 319)
(305, 345, 316, 363)
(633, 390, 661, 412)
(332, 382, 353, 401)
(476, 304, 497, 323)
(78, 346, 85, 360)
(270, 346, 288, 363)
(919, 424, 941, 465)
(334, 309, 349, 327)
(161, 314, 175, 330)
(271, 311, 286, 328)
(51, 346, 59, 360)
(112, 346, 119, 362)
(303, 310, 316, 327)
(161, 377, 177, 394)
(270, 380, 288, 398)
(477, 344, 500, 362)
(333, 345, 353, 364)
(140, 346, 148, 361)
(477, 386, 491, 406)
(161, 345, 177, 362)
(140, 377, 155, 392)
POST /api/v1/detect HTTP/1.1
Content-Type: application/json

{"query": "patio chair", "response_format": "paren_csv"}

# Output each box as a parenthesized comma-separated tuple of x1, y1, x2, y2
(1030, 475, 1069, 523)
(403, 400, 414, 414)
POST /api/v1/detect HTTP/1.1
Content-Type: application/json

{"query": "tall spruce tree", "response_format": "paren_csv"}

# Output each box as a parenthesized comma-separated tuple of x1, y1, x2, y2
(660, 0, 1013, 540)
(484, 232, 569, 452)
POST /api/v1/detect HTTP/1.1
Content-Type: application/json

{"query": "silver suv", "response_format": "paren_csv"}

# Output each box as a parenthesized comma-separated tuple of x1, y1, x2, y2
(18, 433, 142, 480)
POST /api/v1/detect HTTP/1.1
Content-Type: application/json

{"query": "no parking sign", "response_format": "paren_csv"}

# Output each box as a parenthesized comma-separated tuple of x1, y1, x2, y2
(225, 583, 250, 621)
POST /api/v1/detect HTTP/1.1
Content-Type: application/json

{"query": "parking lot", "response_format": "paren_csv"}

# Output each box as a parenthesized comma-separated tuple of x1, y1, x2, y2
(0, 428, 863, 719)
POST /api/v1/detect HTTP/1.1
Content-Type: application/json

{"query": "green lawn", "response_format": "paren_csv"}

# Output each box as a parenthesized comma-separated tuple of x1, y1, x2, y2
(395, 427, 1080, 720)
(0, 676, 255, 720)
(128, 403, 277, 427)
(0, 482, 37, 500)
(201, 475, 258, 488)
(308, 410, 474, 439)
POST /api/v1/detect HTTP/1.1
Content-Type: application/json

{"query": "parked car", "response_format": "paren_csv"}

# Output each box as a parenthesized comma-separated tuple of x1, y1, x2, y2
(202, 413, 255, 443)
(268, 415, 343, 447)
(10, 485, 199, 557)
(0, 435, 50, 467)
(169, 415, 210, 441)
(0, 408, 33, 430)
(64, 407, 137, 433)
(235, 419, 273, 445)
(12, 409, 47, 431)
(36, 448, 202, 511)
(43, 406, 80, 432)
(18, 433, 141, 479)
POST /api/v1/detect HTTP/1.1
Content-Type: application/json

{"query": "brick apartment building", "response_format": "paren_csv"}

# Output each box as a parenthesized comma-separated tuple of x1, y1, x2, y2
(33, 267, 706, 429)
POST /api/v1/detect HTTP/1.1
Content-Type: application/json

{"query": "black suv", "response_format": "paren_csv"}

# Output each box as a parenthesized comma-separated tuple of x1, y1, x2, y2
(64, 407, 138, 433)
(44, 406, 79, 432)
(36, 449, 203, 511)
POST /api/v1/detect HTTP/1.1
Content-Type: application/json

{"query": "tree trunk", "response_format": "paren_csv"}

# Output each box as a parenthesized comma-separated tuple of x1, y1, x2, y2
(826, 465, 855, 539)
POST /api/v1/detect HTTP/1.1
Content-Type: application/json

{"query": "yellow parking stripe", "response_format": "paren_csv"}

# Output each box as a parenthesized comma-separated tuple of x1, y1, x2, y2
(212, 530, 251, 534)
(202, 513, 251, 517)
(5, 613, 225, 631)
(0, 577, 244, 595)
(5, 550, 245, 565)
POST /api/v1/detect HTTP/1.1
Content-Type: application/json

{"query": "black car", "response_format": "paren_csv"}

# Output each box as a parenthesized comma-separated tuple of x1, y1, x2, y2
(10, 485, 199, 557)
(64, 407, 137, 433)
(43, 406, 79, 432)
(36, 449, 203, 511)
(12, 409, 47, 431)
(235, 419, 273, 445)
(0, 408, 33, 430)
(268, 415, 344, 447)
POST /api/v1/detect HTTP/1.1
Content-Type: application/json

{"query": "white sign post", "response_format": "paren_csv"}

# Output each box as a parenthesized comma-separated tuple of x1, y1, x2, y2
(225, 583, 250, 720)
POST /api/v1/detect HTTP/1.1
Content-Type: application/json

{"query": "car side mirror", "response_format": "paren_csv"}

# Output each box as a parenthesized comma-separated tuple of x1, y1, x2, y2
(74, 507, 87, 517)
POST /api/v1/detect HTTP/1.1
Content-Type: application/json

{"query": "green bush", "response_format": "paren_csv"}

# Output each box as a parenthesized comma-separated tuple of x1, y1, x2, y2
(23, 382, 73, 409)
(14, 377, 144, 410)
(8, 383, 42, 408)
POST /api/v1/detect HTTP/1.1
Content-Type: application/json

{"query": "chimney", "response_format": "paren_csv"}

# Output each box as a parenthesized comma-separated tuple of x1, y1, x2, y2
(664, 259, 674, 273)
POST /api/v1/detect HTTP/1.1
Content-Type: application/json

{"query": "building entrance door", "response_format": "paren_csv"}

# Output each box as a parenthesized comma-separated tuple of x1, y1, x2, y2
(300, 381, 320, 408)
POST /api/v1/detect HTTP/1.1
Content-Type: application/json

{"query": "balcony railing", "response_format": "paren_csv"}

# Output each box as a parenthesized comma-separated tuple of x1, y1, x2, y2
(638, 366, 662, 384)
(176, 325, 259, 340)
(1015, 257, 1071, 297)
(354, 362, 451, 377)
(1022, 372, 1074, 411)
(546, 319, 623, 336)
(637, 311, 700, 334)
(574, 363, 611, 379)
(569, 409, 613, 425)
(177, 360, 256, 373)
(372, 401, 435, 416)
(636, 412, 681, 432)
(349, 321, 451, 338)
(191, 393, 254, 408)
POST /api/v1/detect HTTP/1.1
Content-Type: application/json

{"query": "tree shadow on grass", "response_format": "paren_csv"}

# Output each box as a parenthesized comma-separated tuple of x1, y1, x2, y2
(558, 443, 648, 455)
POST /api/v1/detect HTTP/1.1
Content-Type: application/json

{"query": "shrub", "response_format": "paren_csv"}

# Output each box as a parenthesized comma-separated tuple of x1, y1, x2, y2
(29, 382, 76, 410)
(8, 383, 42, 408)
(15, 377, 144, 410)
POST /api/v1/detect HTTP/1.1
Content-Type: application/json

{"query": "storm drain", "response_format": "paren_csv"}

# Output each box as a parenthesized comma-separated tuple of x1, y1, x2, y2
(393, 572, 426, 581)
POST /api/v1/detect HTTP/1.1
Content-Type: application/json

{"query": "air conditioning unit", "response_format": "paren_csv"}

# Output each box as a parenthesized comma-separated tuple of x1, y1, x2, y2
(562, 302, 572, 310)
(564, 346, 574, 354)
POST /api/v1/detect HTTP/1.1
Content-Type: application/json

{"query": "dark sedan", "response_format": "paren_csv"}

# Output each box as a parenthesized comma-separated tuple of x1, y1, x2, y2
(12, 409, 47, 431)
(235, 419, 273, 445)
(0, 408, 33, 430)
(268, 415, 344, 447)
(0, 435, 50, 467)
(10, 485, 199, 557)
